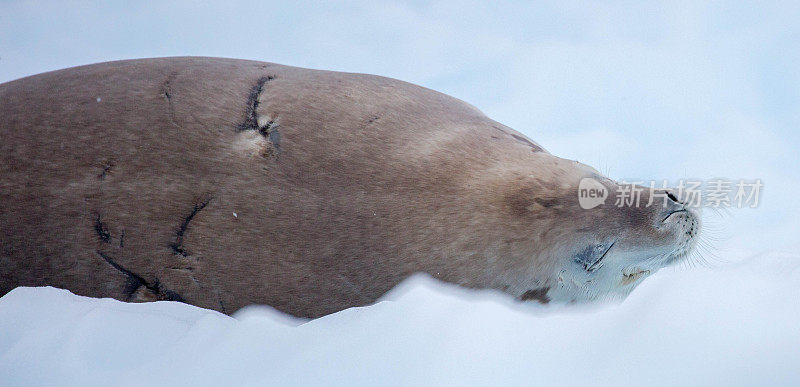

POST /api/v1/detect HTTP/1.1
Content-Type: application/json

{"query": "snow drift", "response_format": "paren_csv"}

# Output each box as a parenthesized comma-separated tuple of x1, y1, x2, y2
(1, 251, 799, 386)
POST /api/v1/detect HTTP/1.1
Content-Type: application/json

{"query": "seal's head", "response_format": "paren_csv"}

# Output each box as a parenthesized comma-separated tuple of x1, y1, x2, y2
(496, 155, 700, 304)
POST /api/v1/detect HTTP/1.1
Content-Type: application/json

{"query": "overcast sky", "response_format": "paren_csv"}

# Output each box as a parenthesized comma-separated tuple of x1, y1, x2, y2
(2, 1, 798, 256)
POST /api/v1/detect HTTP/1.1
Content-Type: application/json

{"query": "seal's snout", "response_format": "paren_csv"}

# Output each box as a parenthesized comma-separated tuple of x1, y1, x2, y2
(647, 188, 701, 263)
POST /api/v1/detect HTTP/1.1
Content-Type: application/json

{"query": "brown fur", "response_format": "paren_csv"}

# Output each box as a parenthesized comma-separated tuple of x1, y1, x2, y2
(0, 57, 692, 317)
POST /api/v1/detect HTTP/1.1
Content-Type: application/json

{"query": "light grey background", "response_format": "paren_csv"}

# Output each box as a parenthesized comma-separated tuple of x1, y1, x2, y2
(2, 1, 798, 257)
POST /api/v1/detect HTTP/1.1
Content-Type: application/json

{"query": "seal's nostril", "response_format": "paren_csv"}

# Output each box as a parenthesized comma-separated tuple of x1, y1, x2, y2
(666, 191, 680, 204)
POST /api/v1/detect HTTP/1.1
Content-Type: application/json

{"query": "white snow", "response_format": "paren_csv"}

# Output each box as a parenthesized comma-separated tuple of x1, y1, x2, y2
(1, 251, 799, 386)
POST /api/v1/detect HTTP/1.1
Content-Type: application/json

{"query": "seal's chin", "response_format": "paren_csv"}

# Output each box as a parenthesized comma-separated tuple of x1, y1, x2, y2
(617, 225, 700, 289)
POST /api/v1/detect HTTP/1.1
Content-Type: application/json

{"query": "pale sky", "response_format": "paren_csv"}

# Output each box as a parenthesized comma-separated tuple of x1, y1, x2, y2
(2, 1, 798, 255)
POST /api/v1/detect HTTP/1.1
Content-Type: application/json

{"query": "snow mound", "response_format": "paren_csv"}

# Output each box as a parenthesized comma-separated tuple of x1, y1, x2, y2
(1, 251, 799, 386)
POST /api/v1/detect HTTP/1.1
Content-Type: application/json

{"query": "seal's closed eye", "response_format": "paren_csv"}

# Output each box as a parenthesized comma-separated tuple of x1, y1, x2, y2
(573, 242, 615, 272)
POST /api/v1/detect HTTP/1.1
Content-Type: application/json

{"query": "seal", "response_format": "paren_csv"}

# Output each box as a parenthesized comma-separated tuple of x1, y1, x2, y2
(0, 57, 699, 317)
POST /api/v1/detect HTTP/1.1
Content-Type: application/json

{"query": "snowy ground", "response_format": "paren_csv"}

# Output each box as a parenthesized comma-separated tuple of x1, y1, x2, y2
(2, 1, 799, 385)
(1, 250, 799, 386)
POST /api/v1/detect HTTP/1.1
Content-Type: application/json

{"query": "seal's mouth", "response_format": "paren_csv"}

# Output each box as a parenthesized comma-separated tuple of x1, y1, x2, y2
(621, 268, 650, 285)
(662, 208, 688, 222)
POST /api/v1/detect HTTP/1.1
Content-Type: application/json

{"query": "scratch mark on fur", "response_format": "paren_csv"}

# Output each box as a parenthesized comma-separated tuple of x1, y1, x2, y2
(239, 76, 274, 132)
(94, 216, 110, 243)
(160, 287, 186, 302)
(218, 297, 228, 314)
(239, 76, 281, 156)
(262, 120, 280, 153)
(170, 195, 212, 256)
(96, 250, 148, 300)
(492, 125, 543, 152)
(97, 250, 186, 302)
(509, 133, 543, 152)
(168, 266, 200, 286)
(98, 163, 113, 180)
(162, 71, 179, 127)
